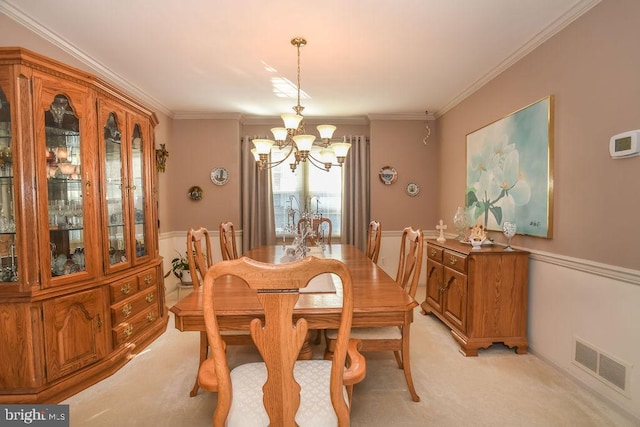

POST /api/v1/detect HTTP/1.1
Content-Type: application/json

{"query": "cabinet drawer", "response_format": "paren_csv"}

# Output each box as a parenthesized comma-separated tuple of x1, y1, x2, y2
(112, 305, 159, 346)
(111, 290, 158, 325)
(427, 245, 443, 262)
(109, 277, 139, 304)
(443, 250, 467, 273)
(137, 268, 157, 290)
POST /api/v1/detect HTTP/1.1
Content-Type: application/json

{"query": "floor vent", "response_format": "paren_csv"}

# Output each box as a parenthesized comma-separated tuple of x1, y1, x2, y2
(573, 337, 631, 398)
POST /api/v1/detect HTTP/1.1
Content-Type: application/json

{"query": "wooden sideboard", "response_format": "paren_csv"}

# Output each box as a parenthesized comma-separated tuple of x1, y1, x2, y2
(420, 239, 529, 356)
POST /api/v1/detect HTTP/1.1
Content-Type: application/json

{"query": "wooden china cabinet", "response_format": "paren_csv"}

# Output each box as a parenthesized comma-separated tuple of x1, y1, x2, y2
(0, 48, 167, 403)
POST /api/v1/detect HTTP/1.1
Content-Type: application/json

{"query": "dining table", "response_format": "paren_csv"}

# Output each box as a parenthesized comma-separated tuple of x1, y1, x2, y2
(170, 244, 418, 358)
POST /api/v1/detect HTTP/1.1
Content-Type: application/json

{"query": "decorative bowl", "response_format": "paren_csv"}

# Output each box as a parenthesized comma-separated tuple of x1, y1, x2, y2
(58, 162, 75, 175)
(470, 237, 484, 250)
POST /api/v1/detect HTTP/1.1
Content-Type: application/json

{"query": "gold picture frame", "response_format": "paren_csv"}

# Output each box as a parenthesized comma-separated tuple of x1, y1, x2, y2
(466, 96, 554, 238)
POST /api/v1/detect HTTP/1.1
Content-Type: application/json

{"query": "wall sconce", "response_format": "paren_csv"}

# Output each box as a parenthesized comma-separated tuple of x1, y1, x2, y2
(155, 144, 169, 172)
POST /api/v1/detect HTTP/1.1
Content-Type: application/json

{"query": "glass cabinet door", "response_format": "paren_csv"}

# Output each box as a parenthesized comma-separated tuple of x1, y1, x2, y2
(103, 112, 128, 267)
(45, 94, 86, 278)
(100, 102, 153, 273)
(130, 122, 148, 260)
(0, 85, 18, 283)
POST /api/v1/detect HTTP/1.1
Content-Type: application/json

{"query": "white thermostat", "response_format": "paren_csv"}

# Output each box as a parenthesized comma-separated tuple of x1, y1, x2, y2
(610, 130, 640, 158)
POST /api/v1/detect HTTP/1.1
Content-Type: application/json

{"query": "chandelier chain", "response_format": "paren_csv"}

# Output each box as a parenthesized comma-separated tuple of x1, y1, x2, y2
(297, 40, 302, 109)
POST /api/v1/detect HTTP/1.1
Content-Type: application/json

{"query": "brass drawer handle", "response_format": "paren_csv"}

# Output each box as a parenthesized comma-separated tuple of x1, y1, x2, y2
(144, 274, 152, 285)
(121, 303, 132, 318)
(449, 256, 457, 265)
(430, 249, 437, 257)
(146, 312, 155, 322)
(121, 283, 131, 295)
(123, 324, 133, 338)
(146, 293, 154, 303)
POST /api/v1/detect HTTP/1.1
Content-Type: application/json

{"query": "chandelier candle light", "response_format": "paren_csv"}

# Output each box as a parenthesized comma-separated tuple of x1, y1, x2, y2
(252, 37, 351, 172)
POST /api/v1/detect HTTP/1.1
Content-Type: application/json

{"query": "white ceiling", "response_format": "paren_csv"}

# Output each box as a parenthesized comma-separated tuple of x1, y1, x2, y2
(1, 0, 599, 120)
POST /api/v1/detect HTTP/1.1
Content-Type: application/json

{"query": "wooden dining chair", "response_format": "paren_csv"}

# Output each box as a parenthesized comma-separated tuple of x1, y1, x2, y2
(198, 256, 366, 426)
(186, 227, 250, 397)
(297, 217, 332, 245)
(219, 221, 239, 260)
(185, 227, 214, 397)
(366, 220, 382, 263)
(324, 226, 424, 402)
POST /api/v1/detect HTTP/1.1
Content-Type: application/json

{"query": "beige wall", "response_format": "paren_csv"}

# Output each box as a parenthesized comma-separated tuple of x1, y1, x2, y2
(370, 119, 438, 231)
(438, 0, 640, 271)
(167, 119, 241, 232)
(437, 0, 640, 418)
(153, 111, 173, 233)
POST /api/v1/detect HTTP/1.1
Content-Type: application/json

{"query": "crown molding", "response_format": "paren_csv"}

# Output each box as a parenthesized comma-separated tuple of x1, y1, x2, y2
(0, 0, 174, 117)
(435, 0, 602, 117)
(368, 112, 435, 121)
(172, 112, 243, 120)
(240, 114, 370, 126)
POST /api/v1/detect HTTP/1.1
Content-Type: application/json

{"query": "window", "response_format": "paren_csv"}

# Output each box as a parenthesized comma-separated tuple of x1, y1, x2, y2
(271, 147, 343, 239)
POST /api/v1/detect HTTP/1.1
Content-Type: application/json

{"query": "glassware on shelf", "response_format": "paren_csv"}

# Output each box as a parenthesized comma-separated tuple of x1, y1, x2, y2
(49, 96, 70, 127)
(55, 146, 68, 161)
(58, 162, 75, 175)
(502, 221, 517, 251)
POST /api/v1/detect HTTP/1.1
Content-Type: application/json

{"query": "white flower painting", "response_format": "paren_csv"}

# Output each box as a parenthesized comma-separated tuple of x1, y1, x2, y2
(466, 96, 553, 238)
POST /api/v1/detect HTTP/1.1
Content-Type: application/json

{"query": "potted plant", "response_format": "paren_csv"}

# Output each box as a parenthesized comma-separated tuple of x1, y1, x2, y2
(169, 251, 192, 284)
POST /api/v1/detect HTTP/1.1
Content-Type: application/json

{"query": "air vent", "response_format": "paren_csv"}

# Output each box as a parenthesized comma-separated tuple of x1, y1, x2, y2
(575, 340, 598, 372)
(573, 337, 631, 397)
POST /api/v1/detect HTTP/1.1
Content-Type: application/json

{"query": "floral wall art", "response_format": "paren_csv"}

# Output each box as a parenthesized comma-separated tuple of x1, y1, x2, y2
(466, 96, 554, 238)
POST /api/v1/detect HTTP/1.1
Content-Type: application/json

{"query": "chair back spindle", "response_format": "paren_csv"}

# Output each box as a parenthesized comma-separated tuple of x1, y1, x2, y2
(219, 221, 239, 260)
(395, 226, 424, 299)
(187, 227, 213, 290)
(297, 217, 332, 245)
(366, 220, 382, 263)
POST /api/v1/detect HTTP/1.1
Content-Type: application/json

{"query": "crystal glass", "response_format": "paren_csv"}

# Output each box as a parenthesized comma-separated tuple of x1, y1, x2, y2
(453, 206, 470, 241)
(502, 221, 517, 251)
(49, 96, 69, 127)
(46, 94, 85, 277)
(131, 124, 148, 259)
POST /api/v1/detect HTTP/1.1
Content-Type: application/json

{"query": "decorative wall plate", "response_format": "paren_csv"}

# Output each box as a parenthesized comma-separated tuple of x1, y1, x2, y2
(406, 182, 420, 197)
(210, 167, 229, 185)
(379, 166, 397, 185)
(188, 186, 203, 201)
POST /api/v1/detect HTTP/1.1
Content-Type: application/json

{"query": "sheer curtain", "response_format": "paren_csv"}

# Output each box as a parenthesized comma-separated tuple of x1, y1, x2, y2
(341, 136, 370, 251)
(241, 137, 276, 251)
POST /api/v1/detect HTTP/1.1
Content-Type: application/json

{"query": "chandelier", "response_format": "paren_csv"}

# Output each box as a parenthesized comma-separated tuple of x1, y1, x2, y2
(252, 37, 351, 172)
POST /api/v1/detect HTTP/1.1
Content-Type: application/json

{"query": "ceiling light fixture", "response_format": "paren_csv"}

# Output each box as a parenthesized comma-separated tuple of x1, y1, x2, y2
(252, 37, 350, 172)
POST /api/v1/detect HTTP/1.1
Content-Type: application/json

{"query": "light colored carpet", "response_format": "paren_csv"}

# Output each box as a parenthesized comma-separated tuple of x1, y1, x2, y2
(62, 289, 637, 426)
